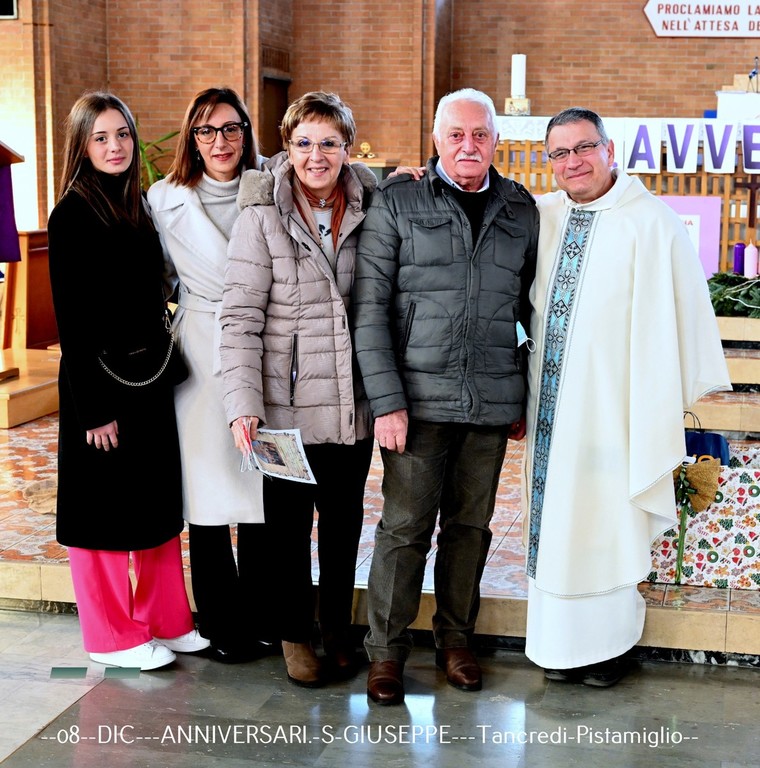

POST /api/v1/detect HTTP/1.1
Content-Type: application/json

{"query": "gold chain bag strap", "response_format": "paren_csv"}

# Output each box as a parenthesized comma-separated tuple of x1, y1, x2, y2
(97, 275, 188, 389)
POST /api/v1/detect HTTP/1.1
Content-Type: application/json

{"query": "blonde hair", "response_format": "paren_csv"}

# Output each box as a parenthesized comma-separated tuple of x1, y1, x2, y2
(279, 91, 356, 149)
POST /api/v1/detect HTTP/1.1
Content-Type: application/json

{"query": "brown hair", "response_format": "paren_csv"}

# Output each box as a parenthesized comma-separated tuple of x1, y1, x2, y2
(279, 91, 356, 149)
(58, 91, 147, 227)
(167, 87, 259, 187)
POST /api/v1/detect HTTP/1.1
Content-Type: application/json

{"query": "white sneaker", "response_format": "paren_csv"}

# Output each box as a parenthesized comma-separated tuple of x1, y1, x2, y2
(90, 640, 176, 671)
(154, 629, 210, 653)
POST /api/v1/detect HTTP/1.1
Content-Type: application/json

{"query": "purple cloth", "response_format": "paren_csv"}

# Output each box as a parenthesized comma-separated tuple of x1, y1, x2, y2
(0, 165, 21, 263)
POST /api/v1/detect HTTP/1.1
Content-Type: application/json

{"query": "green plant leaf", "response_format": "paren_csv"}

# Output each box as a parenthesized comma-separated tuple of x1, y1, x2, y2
(136, 117, 179, 191)
(707, 272, 760, 317)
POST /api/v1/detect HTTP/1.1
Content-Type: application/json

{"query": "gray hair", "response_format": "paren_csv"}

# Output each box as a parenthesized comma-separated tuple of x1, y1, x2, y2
(545, 107, 609, 145)
(433, 88, 497, 139)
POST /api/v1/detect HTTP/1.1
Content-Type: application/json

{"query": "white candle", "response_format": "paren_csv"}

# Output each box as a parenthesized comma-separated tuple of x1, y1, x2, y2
(744, 241, 759, 278)
(511, 54, 527, 99)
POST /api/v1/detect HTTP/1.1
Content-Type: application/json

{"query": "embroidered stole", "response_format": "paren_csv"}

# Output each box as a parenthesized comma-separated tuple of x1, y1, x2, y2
(527, 209, 596, 578)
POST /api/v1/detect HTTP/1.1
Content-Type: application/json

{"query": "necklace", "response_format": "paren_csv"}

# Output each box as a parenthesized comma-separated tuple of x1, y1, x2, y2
(319, 198, 327, 208)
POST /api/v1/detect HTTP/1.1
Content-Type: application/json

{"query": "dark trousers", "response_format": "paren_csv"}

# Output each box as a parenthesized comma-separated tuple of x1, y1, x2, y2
(364, 420, 509, 662)
(263, 438, 374, 645)
(188, 522, 276, 648)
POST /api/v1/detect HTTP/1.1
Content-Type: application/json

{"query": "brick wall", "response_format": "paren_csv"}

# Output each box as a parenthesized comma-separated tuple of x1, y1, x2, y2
(107, 0, 248, 172)
(7, 0, 760, 227)
(48, 0, 108, 204)
(453, 0, 760, 118)
(1, 0, 108, 228)
(289, 0, 428, 166)
(434, 0, 453, 104)
(98, 0, 292, 173)
(257, 0, 292, 155)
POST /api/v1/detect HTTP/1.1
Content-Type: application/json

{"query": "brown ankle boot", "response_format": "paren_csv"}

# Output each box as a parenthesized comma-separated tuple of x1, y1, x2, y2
(281, 641, 324, 688)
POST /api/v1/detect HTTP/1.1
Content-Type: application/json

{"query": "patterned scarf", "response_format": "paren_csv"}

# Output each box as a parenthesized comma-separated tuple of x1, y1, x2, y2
(292, 168, 348, 252)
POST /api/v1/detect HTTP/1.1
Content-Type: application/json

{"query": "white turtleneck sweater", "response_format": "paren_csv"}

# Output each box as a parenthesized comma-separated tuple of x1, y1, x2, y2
(196, 173, 240, 240)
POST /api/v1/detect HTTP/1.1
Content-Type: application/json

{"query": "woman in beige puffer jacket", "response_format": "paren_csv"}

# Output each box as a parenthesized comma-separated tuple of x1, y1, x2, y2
(220, 92, 376, 688)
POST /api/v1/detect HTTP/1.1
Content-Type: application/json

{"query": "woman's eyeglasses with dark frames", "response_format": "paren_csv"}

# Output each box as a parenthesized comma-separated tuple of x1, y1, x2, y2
(192, 122, 248, 144)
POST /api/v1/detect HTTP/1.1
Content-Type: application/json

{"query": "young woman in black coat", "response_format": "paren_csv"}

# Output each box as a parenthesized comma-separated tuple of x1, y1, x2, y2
(48, 92, 209, 670)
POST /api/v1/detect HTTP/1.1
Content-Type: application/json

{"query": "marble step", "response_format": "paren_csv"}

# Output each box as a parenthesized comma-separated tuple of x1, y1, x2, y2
(718, 316, 760, 342)
(724, 347, 760, 384)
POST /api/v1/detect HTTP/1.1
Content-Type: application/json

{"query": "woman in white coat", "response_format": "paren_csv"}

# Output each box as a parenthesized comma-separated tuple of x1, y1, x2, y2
(147, 87, 272, 663)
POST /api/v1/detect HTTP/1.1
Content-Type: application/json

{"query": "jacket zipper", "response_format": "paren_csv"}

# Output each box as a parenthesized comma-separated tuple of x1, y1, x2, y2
(289, 334, 299, 406)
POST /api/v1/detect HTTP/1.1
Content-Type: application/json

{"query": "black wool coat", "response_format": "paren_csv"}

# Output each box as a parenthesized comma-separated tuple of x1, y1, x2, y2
(47, 183, 184, 551)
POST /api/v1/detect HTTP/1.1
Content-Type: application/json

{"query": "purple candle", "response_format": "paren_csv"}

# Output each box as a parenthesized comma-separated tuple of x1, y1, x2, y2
(734, 242, 746, 275)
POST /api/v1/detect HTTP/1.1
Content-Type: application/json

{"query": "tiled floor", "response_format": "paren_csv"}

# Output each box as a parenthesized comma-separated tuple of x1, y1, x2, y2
(3, 415, 760, 656)
(4, 420, 760, 765)
(0, 413, 529, 598)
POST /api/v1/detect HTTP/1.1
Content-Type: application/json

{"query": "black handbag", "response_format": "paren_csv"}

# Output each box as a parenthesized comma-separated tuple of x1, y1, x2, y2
(98, 306, 188, 388)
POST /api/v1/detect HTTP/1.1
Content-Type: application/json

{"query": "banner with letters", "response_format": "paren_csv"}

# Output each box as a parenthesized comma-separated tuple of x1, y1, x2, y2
(496, 116, 760, 175)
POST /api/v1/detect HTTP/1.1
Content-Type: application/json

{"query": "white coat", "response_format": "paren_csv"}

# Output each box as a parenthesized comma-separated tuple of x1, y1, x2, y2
(147, 178, 264, 525)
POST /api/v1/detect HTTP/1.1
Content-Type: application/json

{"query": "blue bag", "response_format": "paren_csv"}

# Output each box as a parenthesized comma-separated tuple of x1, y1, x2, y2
(684, 411, 730, 465)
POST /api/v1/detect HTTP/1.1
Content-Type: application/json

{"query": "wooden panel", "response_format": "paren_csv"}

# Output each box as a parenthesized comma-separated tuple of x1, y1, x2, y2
(0, 347, 59, 428)
(2, 230, 58, 350)
(724, 349, 760, 384)
(718, 316, 760, 342)
(494, 142, 756, 274)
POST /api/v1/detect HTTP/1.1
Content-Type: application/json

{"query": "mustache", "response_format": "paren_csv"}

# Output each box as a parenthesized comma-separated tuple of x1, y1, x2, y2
(455, 151, 482, 162)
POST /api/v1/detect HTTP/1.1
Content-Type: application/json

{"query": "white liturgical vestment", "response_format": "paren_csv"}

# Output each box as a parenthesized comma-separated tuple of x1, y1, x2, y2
(523, 170, 731, 668)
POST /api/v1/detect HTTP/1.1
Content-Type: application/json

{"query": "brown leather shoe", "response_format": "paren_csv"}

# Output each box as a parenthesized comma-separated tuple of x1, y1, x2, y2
(282, 641, 325, 688)
(436, 647, 482, 691)
(367, 660, 405, 705)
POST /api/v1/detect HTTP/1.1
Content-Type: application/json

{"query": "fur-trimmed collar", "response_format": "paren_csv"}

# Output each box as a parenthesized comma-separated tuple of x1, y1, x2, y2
(236, 152, 377, 211)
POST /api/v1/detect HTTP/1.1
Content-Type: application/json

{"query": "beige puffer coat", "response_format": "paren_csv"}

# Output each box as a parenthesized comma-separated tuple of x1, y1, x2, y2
(220, 152, 376, 445)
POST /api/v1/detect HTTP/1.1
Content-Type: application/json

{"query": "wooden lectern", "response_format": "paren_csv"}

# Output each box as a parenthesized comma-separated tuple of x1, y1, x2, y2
(0, 139, 23, 381)
(0, 139, 60, 427)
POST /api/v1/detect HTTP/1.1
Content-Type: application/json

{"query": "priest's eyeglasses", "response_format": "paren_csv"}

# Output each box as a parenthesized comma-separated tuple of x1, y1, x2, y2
(546, 139, 605, 163)
(192, 122, 248, 144)
(288, 138, 347, 154)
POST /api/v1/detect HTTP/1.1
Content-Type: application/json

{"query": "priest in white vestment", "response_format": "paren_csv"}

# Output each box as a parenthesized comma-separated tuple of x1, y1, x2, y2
(523, 108, 731, 687)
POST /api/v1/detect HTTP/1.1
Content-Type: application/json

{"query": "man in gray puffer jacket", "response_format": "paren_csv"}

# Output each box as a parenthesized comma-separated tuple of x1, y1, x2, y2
(353, 88, 538, 705)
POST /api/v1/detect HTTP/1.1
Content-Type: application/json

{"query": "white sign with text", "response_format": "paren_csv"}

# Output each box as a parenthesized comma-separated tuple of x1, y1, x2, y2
(644, 2, 760, 37)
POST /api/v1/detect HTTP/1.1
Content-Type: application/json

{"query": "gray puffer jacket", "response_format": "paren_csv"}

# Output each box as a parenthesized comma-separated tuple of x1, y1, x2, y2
(352, 158, 538, 426)
(220, 152, 376, 445)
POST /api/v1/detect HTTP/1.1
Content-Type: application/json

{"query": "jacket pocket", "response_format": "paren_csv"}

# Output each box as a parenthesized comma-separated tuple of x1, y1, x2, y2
(289, 334, 299, 406)
(492, 218, 529, 271)
(397, 297, 455, 373)
(410, 217, 454, 266)
(399, 302, 416, 357)
(484, 303, 519, 375)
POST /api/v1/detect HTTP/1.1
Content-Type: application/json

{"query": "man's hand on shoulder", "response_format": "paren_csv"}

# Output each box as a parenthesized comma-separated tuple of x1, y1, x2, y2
(387, 166, 427, 181)
(375, 409, 409, 453)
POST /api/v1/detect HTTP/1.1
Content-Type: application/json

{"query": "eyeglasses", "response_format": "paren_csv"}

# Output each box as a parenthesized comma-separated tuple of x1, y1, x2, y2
(192, 122, 247, 144)
(546, 139, 605, 162)
(288, 138, 347, 154)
